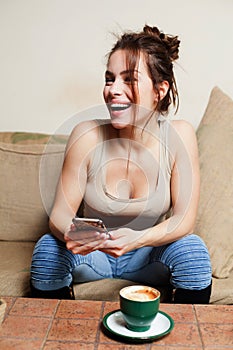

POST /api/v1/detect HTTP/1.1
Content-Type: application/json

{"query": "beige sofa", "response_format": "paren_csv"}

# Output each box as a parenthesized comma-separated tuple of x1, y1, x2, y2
(0, 87, 232, 304)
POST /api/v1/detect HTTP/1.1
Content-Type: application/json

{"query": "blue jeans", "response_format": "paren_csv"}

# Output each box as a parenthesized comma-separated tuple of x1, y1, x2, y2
(30, 233, 212, 291)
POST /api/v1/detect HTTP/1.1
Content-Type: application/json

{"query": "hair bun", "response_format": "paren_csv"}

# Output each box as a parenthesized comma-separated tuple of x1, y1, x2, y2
(143, 25, 161, 37)
(143, 25, 180, 61)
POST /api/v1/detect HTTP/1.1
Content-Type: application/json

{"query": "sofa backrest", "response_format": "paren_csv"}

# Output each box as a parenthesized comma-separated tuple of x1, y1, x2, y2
(0, 132, 67, 242)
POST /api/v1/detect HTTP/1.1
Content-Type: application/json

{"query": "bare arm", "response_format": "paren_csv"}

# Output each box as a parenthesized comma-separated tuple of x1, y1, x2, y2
(49, 120, 99, 241)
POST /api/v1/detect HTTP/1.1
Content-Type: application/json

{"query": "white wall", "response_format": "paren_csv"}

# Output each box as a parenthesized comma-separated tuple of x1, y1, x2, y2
(0, 0, 232, 133)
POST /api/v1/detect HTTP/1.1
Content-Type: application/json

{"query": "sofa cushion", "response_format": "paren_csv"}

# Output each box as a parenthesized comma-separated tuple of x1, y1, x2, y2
(0, 140, 66, 242)
(73, 279, 172, 303)
(0, 241, 35, 297)
(195, 87, 233, 278)
(210, 270, 233, 305)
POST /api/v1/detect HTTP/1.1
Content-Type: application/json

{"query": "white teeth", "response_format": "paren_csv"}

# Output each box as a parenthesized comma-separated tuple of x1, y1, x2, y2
(111, 103, 129, 108)
(110, 103, 130, 111)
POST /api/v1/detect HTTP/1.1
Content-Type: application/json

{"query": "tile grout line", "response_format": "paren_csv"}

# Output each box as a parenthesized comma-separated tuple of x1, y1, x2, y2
(193, 305, 205, 350)
(4, 297, 16, 319)
(94, 301, 106, 350)
(40, 299, 61, 350)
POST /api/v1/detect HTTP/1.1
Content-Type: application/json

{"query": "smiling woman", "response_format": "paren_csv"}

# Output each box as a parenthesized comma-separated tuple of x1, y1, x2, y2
(30, 25, 212, 304)
(104, 50, 160, 129)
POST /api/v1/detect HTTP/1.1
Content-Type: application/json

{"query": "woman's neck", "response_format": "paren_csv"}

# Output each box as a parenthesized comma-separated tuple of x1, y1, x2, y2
(116, 115, 160, 146)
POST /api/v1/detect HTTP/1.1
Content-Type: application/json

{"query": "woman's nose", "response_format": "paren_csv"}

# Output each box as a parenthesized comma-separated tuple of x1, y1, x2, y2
(109, 79, 123, 95)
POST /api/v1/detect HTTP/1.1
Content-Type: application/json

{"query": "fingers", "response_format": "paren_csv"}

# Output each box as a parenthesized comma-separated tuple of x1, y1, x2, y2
(65, 230, 111, 255)
(64, 229, 121, 256)
(66, 238, 105, 255)
(65, 229, 103, 242)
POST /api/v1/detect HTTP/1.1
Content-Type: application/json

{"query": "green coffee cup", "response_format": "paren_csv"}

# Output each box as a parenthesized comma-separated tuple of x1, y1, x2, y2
(119, 285, 160, 332)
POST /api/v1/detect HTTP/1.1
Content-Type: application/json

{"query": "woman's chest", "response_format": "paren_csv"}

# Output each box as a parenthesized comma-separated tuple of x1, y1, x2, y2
(103, 139, 160, 200)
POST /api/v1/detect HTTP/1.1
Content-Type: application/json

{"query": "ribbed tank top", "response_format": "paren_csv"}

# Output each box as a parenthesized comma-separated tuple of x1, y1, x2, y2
(83, 118, 172, 231)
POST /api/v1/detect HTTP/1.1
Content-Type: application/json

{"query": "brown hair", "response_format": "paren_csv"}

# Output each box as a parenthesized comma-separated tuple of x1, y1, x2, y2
(107, 25, 180, 115)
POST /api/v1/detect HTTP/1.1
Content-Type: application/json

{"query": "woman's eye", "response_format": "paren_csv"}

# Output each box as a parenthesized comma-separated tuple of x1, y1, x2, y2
(105, 77, 114, 85)
(124, 76, 137, 84)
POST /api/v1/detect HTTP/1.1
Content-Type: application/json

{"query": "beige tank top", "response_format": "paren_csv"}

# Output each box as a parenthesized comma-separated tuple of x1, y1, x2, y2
(83, 118, 172, 231)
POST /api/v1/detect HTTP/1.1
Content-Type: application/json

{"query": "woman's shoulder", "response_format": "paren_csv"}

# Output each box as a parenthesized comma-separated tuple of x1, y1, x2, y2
(166, 119, 197, 144)
(167, 119, 198, 164)
(70, 119, 108, 144)
(170, 119, 195, 133)
(72, 119, 100, 135)
(64, 119, 107, 155)
(161, 119, 197, 161)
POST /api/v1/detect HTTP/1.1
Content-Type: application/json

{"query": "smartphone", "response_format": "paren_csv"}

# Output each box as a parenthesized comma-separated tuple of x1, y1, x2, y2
(72, 217, 108, 232)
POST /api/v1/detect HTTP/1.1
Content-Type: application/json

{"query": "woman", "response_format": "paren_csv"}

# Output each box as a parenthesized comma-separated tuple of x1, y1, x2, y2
(30, 25, 212, 303)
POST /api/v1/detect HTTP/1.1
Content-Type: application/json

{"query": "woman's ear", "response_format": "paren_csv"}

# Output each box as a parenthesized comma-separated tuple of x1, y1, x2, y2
(157, 81, 169, 101)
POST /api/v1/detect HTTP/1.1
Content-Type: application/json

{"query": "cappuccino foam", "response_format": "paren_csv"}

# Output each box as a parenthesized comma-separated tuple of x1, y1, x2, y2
(123, 288, 158, 301)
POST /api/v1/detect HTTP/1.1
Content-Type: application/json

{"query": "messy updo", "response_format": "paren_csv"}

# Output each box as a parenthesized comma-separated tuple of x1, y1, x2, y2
(108, 25, 180, 115)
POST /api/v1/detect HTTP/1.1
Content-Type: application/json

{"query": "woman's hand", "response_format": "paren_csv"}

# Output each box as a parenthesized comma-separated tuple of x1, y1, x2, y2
(64, 225, 146, 257)
(64, 223, 109, 255)
(98, 227, 146, 258)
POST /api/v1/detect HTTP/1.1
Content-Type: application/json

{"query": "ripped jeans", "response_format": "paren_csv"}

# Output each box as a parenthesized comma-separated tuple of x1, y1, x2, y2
(30, 233, 212, 291)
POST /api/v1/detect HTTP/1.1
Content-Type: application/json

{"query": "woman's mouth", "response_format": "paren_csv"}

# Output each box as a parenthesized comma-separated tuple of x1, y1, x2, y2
(109, 103, 131, 112)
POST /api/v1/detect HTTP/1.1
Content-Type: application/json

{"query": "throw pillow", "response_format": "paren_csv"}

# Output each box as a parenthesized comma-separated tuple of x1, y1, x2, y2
(195, 87, 233, 278)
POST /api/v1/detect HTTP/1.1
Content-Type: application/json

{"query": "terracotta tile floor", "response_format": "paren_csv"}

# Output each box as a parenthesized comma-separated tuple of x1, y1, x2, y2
(0, 297, 233, 349)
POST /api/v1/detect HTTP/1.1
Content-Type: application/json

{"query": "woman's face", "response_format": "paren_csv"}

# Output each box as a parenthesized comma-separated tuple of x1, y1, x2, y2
(103, 49, 158, 129)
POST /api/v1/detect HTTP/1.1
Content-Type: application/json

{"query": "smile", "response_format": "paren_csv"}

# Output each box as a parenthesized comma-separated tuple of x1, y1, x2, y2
(109, 103, 131, 112)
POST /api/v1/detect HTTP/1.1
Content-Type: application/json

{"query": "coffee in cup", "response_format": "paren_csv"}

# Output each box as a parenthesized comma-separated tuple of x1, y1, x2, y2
(120, 285, 160, 332)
